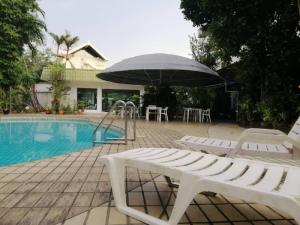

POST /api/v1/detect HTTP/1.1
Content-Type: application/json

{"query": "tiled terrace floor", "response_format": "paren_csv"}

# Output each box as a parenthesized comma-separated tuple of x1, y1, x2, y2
(0, 115, 299, 225)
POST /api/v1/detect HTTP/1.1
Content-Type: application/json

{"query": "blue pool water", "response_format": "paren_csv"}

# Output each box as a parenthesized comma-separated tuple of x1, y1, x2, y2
(0, 120, 122, 167)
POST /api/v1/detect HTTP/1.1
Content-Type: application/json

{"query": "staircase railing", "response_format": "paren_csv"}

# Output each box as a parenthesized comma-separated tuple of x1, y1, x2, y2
(92, 100, 137, 145)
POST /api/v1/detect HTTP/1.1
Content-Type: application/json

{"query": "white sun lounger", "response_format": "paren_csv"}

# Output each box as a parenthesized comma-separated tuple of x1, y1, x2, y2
(176, 116, 300, 157)
(100, 148, 300, 225)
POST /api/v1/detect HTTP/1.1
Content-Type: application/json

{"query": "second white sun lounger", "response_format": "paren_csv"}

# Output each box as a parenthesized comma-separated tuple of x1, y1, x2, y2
(100, 148, 300, 225)
(176, 116, 300, 157)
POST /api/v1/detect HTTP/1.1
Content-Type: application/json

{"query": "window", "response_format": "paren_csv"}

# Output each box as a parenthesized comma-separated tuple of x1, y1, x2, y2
(77, 88, 97, 110)
(102, 89, 140, 111)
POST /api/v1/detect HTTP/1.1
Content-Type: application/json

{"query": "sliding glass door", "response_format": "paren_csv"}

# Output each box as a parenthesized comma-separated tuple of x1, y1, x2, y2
(77, 88, 97, 110)
(102, 89, 140, 111)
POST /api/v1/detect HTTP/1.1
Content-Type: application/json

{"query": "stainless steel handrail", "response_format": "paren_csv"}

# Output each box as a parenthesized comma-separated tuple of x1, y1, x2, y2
(103, 117, 115, 141)
(125, 101, 136, 141)
(92, 100, 137, 145)
(92, 100, 126, 140)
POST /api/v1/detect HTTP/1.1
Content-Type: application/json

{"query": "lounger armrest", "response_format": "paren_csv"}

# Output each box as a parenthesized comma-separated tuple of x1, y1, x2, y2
(242, 128, 286, 136)
(239, 132, 287, 142)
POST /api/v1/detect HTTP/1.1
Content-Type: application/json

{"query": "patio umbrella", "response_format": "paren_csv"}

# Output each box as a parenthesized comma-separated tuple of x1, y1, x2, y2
(97, 53, 224, 86)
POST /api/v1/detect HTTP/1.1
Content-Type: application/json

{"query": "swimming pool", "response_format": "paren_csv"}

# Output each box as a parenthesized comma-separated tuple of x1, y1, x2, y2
(0, 119, 122, 167)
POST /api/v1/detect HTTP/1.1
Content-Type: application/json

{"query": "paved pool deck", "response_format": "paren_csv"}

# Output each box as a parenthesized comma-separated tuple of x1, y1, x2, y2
(0, 114, 299, 225)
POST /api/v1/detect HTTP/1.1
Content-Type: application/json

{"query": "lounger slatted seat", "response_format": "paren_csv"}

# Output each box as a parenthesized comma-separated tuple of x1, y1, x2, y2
(100, 148, 300, 225)
(176, 116, 300, 157)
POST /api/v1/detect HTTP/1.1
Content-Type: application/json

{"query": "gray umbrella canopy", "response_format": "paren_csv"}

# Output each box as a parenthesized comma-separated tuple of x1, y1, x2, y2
(97, 53, 224, 86)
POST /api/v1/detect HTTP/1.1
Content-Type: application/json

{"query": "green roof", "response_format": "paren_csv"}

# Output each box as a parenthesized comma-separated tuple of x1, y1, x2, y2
(41, 68, 104, 82)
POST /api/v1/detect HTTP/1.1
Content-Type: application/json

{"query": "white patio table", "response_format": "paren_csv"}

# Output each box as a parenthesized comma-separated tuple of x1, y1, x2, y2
(183, 108, 202, 123)
(193, 108, 203, 122)
(183, 108, 192, 122)
(146, 106, 162, 122)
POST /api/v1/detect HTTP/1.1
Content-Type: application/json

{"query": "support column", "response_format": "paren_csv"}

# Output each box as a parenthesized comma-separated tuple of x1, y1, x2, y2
(97, 88, 102, 112)
(139, 88, 145, 107)
(69, 86, 77, 109)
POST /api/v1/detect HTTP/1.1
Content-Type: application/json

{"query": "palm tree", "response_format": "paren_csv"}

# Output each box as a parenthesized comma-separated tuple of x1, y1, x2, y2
(62, 31, 79, 60)
(49, 32, 64, 57)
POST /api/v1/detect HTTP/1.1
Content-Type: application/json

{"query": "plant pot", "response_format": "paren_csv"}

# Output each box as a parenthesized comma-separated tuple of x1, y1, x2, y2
(59, 110, 64, 115)
(73, 111, 78, 115)
(3, 109, 9, 115)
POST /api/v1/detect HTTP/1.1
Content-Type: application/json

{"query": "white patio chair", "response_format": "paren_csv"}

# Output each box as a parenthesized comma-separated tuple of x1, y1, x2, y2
(100, 148, 300, 225)
(183, 108, 192, 122)
(147, 105, 158, 121)
(176, 116, 300, 158)
(122, 106, 141, 119)
(161, 107, 168, 122)
(201, 108, 211, 123)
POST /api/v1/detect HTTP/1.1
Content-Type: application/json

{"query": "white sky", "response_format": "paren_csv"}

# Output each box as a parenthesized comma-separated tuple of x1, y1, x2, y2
(39, 0, 197, 66)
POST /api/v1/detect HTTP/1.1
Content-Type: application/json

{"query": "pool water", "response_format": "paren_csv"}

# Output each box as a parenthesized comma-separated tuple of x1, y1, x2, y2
(0, 120, 122, 167)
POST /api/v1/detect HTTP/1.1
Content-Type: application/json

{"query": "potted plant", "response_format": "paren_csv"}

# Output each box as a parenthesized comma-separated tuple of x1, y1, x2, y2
(59, 105, 64, 115)
(64, 104, 73, 114)
(128, 95, 140, 106)
(51, 107, 57, 114)
(45, 109, 52, 114)
(78, 100, 85, 114)
(73, 100, 78, 114)
(45, 105, 52, 114)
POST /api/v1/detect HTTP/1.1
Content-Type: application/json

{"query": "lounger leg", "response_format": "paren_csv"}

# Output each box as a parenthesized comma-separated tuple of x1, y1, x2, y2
(295, 216, 300, 225)
(256, 197, 300, 225)
(168, 175, 199, 225)
(105, 159, 173, 225)
(106, 159, 127, 208)
(285, 200, 300, 225)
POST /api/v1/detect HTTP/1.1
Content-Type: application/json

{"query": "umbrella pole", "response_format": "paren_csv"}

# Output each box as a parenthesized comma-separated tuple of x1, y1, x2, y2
(160, 70, 162, 85)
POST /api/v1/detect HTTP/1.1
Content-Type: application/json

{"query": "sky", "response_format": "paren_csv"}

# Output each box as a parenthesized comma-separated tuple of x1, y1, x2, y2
(39, 0, 198, 66)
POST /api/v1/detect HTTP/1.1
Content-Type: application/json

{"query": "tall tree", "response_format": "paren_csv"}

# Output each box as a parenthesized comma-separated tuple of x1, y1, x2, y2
(22, 47, 52, 84)
(49, 33, 64, 57)
(0, 0, 46, 89)
(181, 0, 300, 124)
(62, 31, 79, 60)
(46, 31, 79, 112)
(189, 31, 223, 69)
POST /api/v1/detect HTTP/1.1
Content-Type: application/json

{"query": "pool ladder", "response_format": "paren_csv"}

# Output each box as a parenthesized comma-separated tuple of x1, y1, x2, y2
(92, 100, 137, 145)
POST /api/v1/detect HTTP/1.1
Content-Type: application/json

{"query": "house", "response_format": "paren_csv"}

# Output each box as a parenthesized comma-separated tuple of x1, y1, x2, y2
(37, 42, 144, 113)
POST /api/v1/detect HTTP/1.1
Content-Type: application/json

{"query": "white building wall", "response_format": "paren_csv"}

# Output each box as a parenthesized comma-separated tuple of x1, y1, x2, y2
(62, 81, 144, 113)
(35, 83, 51, 92)
(139, 89, 145, 107)
(36, 81, 144, 113)
(97, 88, 102, 112)
(35, 83, 52, 108)
(36, 93, 51, 108)
(67, 85, 77, 108)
